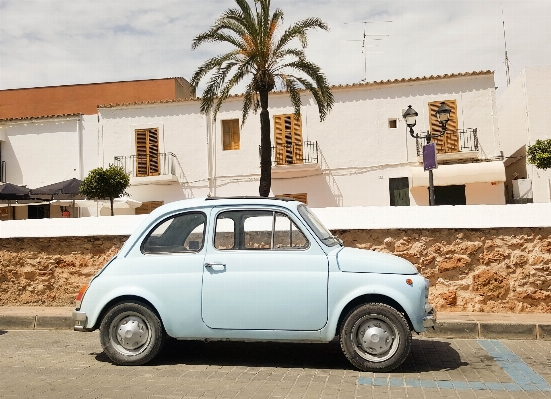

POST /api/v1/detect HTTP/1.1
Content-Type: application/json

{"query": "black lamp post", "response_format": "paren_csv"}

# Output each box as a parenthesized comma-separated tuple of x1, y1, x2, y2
(404, 102, 451, 206)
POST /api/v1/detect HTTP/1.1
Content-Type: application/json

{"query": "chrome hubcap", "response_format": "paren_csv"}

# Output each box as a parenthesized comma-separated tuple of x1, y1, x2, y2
(116, 316, 148, 350)
(110, 314, 151, 354)
(352, 314, 399, 362)
(356, 320, 393, 355)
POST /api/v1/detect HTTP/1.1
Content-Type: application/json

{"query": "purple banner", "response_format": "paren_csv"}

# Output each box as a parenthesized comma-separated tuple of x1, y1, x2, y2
(423, 143, 438, 171)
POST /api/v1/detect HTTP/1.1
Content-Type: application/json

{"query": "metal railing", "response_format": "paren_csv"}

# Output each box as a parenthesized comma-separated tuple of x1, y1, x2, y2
(114, 153, 177, 178)
(415, 128, 479, 157)
(114, 152, 194, 197)
(0, 161, 5, 183)
(259, 141, 319, 166)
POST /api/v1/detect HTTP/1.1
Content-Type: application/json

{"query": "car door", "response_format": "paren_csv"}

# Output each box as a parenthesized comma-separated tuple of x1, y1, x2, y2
(201, 207, 329, 331)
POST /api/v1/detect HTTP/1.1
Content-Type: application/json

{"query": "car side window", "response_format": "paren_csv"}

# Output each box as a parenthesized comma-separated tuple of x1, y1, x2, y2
(142, 212, 206, 254)
(214, 210, 308, 250)
(243, 211, 273, 249)
(274, 212, 308, 249)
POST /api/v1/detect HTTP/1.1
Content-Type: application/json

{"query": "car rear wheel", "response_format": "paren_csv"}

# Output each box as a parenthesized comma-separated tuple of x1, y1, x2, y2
(100, 301, 165, 366)
(340, 303, 411, 372)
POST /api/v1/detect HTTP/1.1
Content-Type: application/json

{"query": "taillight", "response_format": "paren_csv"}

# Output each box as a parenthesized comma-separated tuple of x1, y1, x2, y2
(75, 284, 89, 308)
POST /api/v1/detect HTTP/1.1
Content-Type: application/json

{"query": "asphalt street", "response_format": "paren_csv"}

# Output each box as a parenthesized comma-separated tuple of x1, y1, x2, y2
(0, 330, 550, 399)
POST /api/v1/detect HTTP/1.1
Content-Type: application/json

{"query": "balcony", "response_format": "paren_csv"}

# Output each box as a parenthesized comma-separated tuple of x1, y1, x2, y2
(114, 153, 179, 185)
(259, 141, 321, 179)
(415, 128, 479, 163)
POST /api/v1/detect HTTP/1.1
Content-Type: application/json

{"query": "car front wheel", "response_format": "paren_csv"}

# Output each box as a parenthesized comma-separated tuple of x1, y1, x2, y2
(100, 301, 165, 366)
(340, 303, 411, 372)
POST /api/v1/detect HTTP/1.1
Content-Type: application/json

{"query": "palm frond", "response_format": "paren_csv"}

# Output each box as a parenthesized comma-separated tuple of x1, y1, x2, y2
(279, 75, 302, 118)
(210, 59, 255, 120)
(241, 82, 258, 127)
(292, 75, 333, 121)
(190, 51, 241, 87)
(273, 17, 329, 53)
(192, 30, 247, 53)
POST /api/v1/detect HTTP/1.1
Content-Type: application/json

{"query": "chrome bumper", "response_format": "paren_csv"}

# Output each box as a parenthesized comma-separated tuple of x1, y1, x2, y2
(423, 304, 437, 329)
(72, 310, 92, 332)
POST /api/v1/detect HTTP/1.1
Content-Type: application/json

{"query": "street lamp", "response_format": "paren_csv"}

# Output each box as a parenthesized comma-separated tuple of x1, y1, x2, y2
(404, 102, 451, 206)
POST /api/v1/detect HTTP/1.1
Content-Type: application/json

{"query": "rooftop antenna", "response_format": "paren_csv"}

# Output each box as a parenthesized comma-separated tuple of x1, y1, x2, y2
(502, 6, 511, 86)
(344, 21, 392, 82)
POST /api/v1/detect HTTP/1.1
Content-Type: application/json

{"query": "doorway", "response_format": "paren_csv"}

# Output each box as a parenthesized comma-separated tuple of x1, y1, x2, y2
(433, 185, 466, 205)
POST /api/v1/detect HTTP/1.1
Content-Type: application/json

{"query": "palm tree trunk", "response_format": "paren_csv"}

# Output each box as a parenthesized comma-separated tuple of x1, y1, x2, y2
(259, 90, 271, 197)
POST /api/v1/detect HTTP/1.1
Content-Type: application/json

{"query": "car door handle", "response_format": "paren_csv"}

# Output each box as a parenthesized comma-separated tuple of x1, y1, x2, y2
(204, 263, 226, 271)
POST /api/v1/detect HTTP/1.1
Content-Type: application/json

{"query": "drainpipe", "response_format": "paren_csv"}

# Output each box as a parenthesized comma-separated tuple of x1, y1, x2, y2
(206, 111, 215, 196)
(77, 115, 84, 179)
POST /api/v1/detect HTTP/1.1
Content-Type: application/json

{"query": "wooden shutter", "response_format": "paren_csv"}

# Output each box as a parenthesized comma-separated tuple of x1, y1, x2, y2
(276, 193, 308, 204)
(135, 128, 160, 176)
(273, 114, 303, 165)
(428, 100, 458, 154)
(135, 201, 164, 215)
(222, 120, 240, 150)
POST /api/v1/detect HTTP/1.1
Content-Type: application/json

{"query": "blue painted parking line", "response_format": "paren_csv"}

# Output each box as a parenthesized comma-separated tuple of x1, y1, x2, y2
(357, 339, 551, 392)
(478, 340, 551, 392)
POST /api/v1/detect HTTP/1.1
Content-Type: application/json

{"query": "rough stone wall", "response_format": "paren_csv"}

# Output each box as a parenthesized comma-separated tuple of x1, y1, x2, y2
(1, 228, 550, 313)
(0, 236, 127, 306)
(335, 228, 551, 313)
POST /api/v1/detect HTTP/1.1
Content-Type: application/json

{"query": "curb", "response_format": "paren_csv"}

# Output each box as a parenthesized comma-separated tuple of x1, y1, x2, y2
(0, 316, 550, 340)
(421, 321, 551, 340)
(0, 315, 74, 330)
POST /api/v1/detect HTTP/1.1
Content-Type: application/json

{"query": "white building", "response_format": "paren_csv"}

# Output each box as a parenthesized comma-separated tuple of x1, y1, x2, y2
(0, 70, 507, 219)
(498, 65, 551, 203)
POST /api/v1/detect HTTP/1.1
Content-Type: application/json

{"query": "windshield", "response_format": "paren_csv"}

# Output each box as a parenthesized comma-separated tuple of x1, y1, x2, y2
(297, 204, 342, 247)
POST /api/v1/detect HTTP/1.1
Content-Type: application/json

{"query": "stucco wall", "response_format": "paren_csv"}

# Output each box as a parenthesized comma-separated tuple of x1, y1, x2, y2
(498, 66, 551, 204)
(0, 117, 81, 188)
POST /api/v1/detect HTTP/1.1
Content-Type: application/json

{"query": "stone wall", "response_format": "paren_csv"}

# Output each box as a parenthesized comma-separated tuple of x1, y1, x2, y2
(0, 236, 127, 306)
(1, 228, 550, 313)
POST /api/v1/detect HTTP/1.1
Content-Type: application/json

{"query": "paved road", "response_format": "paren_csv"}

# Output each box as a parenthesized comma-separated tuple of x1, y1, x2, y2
(1, 330, 550, 398)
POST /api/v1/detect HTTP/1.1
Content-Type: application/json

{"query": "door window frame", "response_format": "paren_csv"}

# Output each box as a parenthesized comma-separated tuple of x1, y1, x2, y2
(211, 207, 311, 252)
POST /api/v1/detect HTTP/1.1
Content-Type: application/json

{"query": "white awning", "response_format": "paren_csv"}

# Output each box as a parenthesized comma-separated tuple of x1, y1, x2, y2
(411, 161, 505, 187)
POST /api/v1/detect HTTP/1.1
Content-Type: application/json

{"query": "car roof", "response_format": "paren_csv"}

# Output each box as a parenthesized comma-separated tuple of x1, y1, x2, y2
(153, 196, 301, 215)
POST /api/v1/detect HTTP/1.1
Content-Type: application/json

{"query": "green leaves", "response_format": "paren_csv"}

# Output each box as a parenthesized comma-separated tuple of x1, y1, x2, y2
(79, 165, 130, 215)
(190, 0, 333, 123)
(527, 139, 551, 170)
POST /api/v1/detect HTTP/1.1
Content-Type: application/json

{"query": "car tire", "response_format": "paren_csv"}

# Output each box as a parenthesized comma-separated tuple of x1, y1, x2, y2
(100, 301, 165, 366)
(340, 303, 411, 372)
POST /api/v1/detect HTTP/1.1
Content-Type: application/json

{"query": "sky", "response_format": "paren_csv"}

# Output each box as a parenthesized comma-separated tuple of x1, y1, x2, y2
(0, 0, 550, 96)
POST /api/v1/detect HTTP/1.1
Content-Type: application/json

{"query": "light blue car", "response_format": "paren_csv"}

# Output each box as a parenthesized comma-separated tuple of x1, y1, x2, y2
(73, 197, 435, 372)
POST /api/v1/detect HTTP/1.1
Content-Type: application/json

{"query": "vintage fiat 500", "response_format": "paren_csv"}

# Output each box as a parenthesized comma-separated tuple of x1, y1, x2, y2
(73, 197, 435, 372)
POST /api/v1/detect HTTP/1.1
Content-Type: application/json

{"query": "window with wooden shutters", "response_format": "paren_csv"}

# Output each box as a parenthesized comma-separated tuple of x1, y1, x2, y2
(275, 193, 308, 204)
(135, 128, 160, 177)
(428, 100, 459, 154)
(222, 119, 240, 150)
(273, 114, 303, 165)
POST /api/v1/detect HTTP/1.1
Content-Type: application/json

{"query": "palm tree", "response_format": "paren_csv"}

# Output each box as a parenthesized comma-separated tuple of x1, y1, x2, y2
(191, 0, 333, 197)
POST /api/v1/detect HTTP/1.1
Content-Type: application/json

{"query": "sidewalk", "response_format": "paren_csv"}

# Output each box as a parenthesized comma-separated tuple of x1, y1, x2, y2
(0, 307, 550, 340)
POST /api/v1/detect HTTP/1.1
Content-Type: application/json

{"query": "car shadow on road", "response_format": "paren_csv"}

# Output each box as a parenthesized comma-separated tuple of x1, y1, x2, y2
(0, 330, 7, 336)
(94, 337, 468, 372)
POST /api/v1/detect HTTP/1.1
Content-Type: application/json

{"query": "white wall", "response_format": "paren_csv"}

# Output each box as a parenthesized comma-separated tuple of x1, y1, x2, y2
(498, 66, 551, 203)
(1, 203, 550, 238)
(212, 74, 499, 206)
(1, 73, 500, 210)
(0, 117, 81, 188)
(98, 102, 210, 201)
